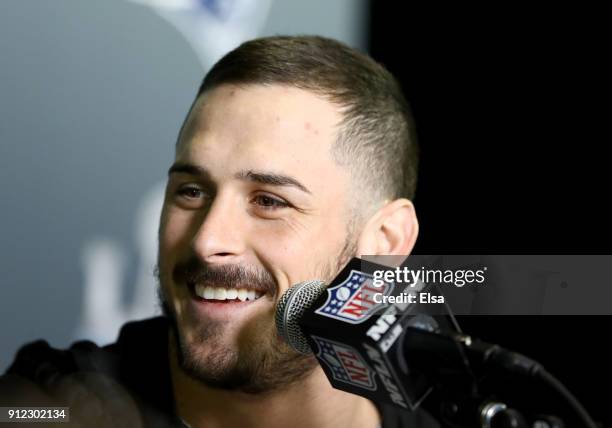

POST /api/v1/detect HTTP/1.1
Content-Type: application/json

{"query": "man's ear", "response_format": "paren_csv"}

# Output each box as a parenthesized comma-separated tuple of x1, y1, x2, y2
(356, 199, 419, 257)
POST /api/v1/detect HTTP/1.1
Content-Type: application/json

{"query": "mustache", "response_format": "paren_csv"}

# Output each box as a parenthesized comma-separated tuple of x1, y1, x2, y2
(172, 256, 277, 296)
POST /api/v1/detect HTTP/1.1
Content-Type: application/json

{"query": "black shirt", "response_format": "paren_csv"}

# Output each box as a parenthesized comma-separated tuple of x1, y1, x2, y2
(1, 317, 439, 427)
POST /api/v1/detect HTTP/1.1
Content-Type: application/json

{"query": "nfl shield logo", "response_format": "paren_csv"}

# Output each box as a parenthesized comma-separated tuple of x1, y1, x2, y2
(312, 335, 377, 391)
(315, 270, 392, 324)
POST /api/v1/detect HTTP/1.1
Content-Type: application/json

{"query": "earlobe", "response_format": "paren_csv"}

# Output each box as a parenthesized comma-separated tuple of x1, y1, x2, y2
(356, 199, 419, 257)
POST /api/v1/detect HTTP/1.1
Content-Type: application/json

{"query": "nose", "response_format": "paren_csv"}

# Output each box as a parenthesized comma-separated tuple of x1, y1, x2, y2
(191, 192, 247, 264)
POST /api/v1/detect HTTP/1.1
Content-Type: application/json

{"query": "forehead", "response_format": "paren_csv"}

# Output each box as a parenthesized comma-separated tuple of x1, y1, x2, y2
(176, 84, 350, 195)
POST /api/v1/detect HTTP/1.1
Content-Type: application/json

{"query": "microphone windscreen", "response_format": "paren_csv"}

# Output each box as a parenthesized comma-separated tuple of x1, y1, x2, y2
(275, 280, 326, 354)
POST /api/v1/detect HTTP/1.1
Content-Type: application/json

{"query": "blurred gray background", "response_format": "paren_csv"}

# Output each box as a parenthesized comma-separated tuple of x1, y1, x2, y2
(0, 0, 367, 371)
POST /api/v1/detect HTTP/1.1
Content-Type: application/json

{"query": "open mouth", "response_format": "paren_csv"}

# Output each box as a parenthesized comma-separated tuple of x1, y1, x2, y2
(188, 282, 265, 303)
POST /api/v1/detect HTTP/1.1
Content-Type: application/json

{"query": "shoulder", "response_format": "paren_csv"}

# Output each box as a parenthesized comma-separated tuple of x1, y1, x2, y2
(4, 339, 96, 384)
(0, 317, 178, 427)
(4, 317, 169, 379)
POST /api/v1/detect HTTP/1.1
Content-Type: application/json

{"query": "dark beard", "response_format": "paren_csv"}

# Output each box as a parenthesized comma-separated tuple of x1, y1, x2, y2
(159, 287, 318, 394)
(156, 238, 356, 394)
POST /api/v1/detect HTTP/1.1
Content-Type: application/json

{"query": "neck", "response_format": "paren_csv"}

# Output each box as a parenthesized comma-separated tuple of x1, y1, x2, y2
(168, 338, 380, 428)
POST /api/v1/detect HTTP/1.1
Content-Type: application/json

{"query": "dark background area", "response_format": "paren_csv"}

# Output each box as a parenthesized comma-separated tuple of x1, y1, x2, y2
(369, 3, 608, 426)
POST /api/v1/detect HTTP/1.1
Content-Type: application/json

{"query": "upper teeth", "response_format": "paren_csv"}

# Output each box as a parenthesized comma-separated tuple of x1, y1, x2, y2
(195, 285, 262, 301)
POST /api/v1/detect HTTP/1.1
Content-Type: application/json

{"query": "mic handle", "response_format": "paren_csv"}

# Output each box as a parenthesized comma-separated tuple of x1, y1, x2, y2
(401, 327, 542, 378)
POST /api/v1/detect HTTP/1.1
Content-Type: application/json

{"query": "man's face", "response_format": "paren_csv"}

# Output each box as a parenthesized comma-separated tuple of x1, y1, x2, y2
(157, 84, 357, 392)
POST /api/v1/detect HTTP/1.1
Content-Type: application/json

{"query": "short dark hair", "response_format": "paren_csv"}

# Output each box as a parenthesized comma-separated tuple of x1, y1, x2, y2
(186, 35, 418, 204)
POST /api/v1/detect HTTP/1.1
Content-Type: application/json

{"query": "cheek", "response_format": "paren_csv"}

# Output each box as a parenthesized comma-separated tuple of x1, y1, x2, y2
(250, 214, 350, 288)
(159, 206, 197, 266)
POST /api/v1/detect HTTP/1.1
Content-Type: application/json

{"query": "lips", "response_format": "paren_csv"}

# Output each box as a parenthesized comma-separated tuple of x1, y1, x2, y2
(174, 257, 277, 302)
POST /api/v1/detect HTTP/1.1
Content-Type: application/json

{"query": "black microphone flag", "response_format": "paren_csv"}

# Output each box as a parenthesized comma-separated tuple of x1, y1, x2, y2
(276, 257, 461, 410)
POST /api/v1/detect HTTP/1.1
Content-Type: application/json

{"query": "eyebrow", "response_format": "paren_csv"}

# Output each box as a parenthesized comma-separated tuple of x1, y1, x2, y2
(235, 170, 311, 194)
(168, 163, 311, 194)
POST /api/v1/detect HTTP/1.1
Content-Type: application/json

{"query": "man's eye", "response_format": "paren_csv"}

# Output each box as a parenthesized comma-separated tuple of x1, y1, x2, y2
(176, 186, 204, 199)
(252, 194, 289, 209)
(173, 185, 209, 209)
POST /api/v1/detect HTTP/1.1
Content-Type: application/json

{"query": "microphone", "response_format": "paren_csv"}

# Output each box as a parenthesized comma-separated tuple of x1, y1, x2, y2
(275, 257, 599, 428)
(274, 257, 461, 411)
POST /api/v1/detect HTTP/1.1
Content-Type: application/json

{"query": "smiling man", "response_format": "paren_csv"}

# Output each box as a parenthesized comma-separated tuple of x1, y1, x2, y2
(1, 36, 432, 427)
